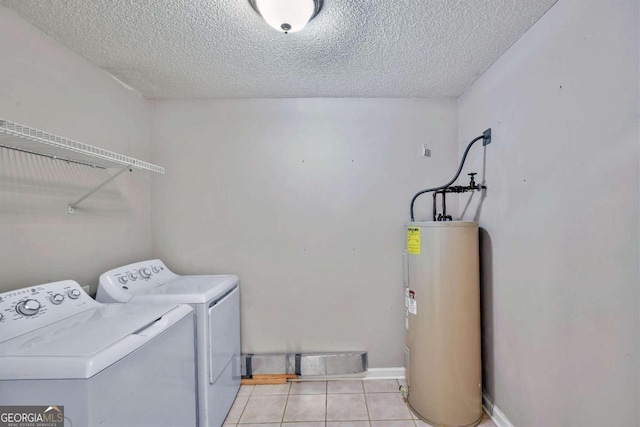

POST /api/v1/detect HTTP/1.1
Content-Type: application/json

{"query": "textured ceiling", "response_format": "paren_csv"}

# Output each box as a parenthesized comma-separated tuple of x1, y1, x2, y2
(1, 0, 557, 98)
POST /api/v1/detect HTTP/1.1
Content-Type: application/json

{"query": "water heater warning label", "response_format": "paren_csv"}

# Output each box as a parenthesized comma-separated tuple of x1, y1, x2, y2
(408, 289, 417, 315)
(407, 227, 421, 254)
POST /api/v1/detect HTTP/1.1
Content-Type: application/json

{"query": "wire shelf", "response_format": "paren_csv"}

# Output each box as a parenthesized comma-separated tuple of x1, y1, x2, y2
(0, 117, 164, 173)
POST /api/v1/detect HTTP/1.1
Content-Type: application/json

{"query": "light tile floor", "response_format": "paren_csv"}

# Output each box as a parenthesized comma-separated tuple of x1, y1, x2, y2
(223, 379, 496, 427)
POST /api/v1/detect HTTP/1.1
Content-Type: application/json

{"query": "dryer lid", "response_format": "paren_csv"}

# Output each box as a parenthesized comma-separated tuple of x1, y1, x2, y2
(0, 303, 192, 380)
(131, 275, 239, 304)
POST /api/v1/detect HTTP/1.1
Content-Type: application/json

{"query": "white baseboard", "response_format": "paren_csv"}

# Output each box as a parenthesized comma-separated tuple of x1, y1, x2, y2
(364, 367, 405, 380)
(482, 392, 514, 427)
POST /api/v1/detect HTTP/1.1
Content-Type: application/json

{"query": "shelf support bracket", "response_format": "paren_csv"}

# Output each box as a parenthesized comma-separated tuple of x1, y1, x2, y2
(68, 165, 131, 213)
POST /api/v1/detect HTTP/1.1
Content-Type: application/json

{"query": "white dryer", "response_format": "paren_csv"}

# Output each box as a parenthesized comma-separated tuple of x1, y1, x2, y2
(0, 280, 197, 427)
(96, 260, 240, 427)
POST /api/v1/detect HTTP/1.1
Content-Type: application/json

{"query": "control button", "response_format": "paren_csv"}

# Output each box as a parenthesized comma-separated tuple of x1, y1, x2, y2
(51, 294, 65, 305)
(118, 276, 129, 284)
(67, 289, 81, 299)
(128, 273, 138, 281)
(16, 299, 41, 316)
(151, 266, 161, 274)
(139, 268, 152, 279)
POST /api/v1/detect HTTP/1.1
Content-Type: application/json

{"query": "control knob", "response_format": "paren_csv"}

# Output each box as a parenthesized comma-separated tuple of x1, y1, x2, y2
(67, 289, 81, 299)
(51, 294, 65, 305)
(128, 272, 138, 281)
(118, 276, 129, 284)
(151, 266, 161, 274)
(16, 299, 41, 316)
(139, 268, 152, 279)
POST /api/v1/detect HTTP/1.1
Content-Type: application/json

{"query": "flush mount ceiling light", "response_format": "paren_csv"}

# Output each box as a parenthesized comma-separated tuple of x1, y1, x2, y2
(249, 0, 323, 34)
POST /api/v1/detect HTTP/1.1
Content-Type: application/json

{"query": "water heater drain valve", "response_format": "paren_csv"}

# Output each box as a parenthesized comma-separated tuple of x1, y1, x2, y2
(399, 385, 408, 399)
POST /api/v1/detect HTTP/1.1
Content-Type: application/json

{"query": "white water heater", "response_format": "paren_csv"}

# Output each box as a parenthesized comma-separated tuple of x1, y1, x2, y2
(404, 221, 482, 427)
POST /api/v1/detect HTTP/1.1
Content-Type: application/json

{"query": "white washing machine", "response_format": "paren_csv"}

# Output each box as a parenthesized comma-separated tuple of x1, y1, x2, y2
(96, 259, 241, 427)
(0, 280, 197, 427)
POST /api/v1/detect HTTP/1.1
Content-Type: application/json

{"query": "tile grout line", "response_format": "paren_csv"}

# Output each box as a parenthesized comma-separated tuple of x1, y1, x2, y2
(282, 383, 291, 425)
(325, 384, 328, 427)
(245, 386, 255, 424)
(235, 385, 252, 425)
(232, 388, 242, 425)
(363, 380, 372, 424)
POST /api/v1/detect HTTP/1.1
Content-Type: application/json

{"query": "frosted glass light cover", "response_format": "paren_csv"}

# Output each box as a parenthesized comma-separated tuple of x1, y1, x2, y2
(255, 0, 316, 33)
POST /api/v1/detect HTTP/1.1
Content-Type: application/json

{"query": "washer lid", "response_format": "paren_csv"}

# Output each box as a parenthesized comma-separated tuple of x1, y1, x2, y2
(130, 275, 239, 304)
(0, 303, 192, 380)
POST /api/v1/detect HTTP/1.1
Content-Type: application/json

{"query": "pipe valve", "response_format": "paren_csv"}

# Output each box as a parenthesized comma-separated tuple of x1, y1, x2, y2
(468, 172, 477, 189)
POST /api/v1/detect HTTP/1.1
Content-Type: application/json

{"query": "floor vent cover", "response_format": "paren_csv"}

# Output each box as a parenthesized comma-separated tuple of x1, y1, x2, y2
(241, 352, 368, 377)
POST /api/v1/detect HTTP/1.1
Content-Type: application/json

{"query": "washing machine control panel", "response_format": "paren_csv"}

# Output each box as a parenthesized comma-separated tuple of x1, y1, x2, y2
(102, 260, 174, 294)
(0, 280, 100, 343)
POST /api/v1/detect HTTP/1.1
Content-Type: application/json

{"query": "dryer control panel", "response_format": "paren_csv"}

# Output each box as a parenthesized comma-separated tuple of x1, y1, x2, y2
(97, 259, 179, 302)
(0, 280, 99, 343)
(111, 261, 171, 287)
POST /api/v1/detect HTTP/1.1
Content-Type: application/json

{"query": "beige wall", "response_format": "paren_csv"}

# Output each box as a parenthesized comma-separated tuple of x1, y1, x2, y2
(150, 98, 458, 367)
(0, 6, 154, 292)
(458, 0, 639, 425)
